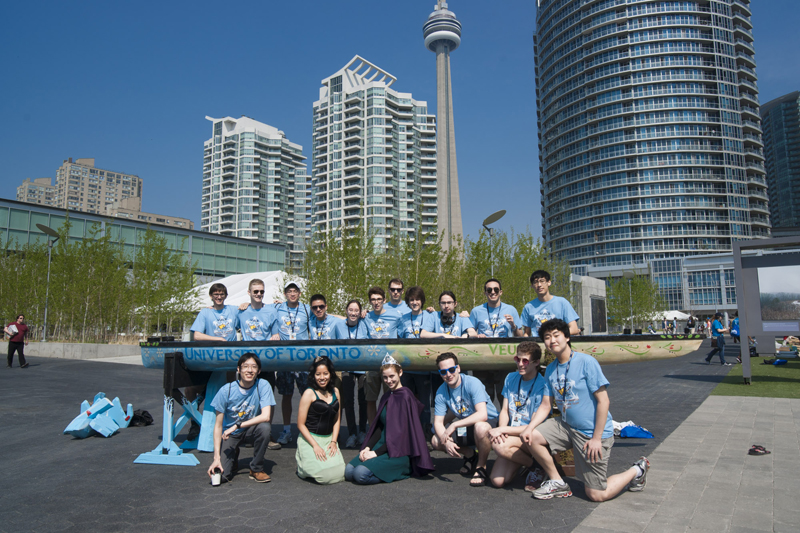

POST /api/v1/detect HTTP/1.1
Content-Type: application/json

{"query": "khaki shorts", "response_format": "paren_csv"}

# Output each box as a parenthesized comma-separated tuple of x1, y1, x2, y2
(363, 371, 385, 402)
(536, 416, 614, 491)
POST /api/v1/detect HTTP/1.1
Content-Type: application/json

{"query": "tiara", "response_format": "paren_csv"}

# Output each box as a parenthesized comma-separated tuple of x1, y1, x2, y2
(381, 354, 400, 367)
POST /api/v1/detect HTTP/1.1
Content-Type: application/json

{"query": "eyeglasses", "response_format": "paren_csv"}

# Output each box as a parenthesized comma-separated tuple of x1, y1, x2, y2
(514, 356, 536, 366)
(389, 287, 403, 293)
(439, 300, 455, 306)
(531, 279, 549, 286)
(311, 305, 326, 310)
(369, 297, 384, 302)
(211, 293, 226, 297)
(240, 365, 259, 371)
(438, 366, 458, 376)
(251, 290, 264, 295)
(485, 287, 500, 294)
(285, 289, 299, 294)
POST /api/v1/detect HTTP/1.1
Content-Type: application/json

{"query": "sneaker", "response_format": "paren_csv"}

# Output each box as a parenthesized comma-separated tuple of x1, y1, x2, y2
(628, 456, 650, 492)
(20, 363, 29, 369)
(249, 470, 271, 483)
(345, 434, 358, 449)
(532, 479, 572, 500)
(356, 431, 367, 446)
(724, 363, 733, 366)
(524, 467, 547, 492)
(268, 438, 282, 450)
(277, 429, 292, 445)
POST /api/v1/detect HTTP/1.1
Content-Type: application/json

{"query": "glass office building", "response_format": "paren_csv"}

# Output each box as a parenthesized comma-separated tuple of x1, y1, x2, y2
(536, 0, 769, 269)
(0, 198, 284, 281)
(760, 91, 800, 229)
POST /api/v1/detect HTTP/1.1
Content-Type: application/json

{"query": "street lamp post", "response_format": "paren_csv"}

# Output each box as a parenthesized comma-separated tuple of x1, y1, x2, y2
(36, 224, 60, 342)
(481, 210, 506, 278)
(623, 271, 634, 334)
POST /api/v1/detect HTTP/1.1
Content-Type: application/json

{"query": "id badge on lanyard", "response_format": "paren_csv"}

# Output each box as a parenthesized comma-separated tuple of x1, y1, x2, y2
(511, 413, 523, 427)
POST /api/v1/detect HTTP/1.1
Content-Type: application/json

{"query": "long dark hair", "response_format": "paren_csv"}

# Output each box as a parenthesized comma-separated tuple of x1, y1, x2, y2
(308, 356, 335, 393)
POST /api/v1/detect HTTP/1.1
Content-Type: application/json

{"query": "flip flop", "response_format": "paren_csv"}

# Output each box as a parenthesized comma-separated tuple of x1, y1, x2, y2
(748, 445, 771, 455)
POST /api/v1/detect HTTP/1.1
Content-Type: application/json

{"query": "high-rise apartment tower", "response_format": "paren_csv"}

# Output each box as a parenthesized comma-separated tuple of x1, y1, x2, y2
(424, 0, 463, 248)
(312, 56, 438, 246)
(55, 158, 142, 214)
(201, 116, 310, 270)
(17, 178, 57, 207)
(760, 91, 800, 229)
(536, 0, 769, 268)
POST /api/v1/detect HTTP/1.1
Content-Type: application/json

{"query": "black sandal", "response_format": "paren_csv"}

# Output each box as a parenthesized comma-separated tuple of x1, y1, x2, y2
(748, 445, 771, 456)
(470, 466, 488, 487)
(459, 451, 477, 475)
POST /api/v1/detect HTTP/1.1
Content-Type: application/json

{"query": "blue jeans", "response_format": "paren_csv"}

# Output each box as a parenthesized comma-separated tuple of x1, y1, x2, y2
(345, 463, 382, 485)
(706, 335, 727, 364)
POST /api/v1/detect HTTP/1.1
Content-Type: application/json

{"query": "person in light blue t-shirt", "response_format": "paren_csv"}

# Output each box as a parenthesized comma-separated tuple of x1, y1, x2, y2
(422, 291, 476, 338)
(385, 278, 411, 316)
(522, 319, 649, 502)
(308, 294, 348, 340)
(238, 279, 280, 341)
(520, 270, 580, 338)
(470, 278, 522, 403)
(207, 353, 275, 484)
(275, 282, 312, 446)
(191, 283, 239, 341)
(431, 352, 499, 487)
(488, 341, 550, 489)
(397, 286, 435, 439)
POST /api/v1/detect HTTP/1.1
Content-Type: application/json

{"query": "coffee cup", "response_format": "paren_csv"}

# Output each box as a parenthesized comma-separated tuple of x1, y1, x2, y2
(211, 468, 221, 486)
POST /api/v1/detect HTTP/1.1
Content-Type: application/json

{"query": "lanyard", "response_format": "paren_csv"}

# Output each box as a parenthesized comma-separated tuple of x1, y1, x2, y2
(486, 303, 502, 336)
(348, 321, 359, 339)
(446, 378, 467, 418)
(312, 316, 328, 339)
(556, 352, 573, 400)
(516, 373, 538, 408)
(286, 305, 298, 333)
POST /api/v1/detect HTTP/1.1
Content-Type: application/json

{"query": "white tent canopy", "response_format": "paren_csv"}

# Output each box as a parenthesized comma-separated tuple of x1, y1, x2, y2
(190, 271, 305, 312)
(659, 310, 691, 320)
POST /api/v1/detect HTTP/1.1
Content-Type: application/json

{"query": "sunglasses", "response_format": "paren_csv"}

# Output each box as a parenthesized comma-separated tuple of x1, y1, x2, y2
(438, 366, 458, 376)
(485, 287, 500, 294)
(251, 290, 265, 295)
(514, 356, 537, 365)
(311, 305, 326, 310)
(389, 287, 403, 292)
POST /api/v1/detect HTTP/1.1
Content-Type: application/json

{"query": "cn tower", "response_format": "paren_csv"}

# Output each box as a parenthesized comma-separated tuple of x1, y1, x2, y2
(423, 1, 463, 249)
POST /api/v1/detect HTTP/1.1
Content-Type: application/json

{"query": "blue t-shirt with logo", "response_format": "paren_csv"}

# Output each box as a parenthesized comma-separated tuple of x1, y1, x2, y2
(211, 379, 275, 436)
(398, 311, 433, 339)
(238, 305, 279, 341)
(191, 306, 239, 341)
(364, 308, 402, 339)
(427, 313, 474, 337)
(434, 374, 499, 419)
(501, 371, 548, 427)
(470, 303, 521, 337)
(386, 301, 411, 315)
(345, 320, 369, 339)
(273, 302, 311, 340)
(309, 314, 348, 340)
(520, 296, 579, 338)
(543, 351, 613, 439)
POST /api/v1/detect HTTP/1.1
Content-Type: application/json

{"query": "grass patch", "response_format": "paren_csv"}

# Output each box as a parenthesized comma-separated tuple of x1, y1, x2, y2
(711, 356, 800, 398)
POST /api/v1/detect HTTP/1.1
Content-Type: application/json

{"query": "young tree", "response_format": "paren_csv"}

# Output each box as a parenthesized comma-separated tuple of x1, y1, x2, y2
(606, 272, 666, 331)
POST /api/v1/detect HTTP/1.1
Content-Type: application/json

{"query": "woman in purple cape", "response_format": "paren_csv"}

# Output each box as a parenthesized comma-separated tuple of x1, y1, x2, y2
(345, 355, 435, 484)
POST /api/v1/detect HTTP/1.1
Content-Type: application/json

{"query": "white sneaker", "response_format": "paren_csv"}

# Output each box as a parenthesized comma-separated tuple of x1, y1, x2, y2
(356, 431, 367, 445)
(345, 434, 358, 449)
(277, 429, 292, 445)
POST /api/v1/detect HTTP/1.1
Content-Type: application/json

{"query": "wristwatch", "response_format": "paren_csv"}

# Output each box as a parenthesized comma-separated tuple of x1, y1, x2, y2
(236, 422, 242, 429)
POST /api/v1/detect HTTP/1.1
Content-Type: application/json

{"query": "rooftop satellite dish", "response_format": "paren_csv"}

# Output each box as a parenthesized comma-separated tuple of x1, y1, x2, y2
(36, 224, 60, 238)
(482, 210, 506, 227)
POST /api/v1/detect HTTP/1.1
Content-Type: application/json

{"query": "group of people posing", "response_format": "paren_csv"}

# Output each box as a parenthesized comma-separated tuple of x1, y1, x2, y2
(195, 271, 649, 501)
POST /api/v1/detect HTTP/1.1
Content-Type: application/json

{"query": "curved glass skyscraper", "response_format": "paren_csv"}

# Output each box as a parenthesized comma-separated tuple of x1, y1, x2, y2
(536, 0, 768, 268)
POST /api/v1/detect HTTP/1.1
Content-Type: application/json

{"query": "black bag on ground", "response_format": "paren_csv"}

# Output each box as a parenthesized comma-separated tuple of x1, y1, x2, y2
(130, 409, 154, 427)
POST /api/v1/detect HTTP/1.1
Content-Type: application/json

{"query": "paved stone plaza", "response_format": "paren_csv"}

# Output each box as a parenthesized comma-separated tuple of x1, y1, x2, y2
(1, 342, 796, 532)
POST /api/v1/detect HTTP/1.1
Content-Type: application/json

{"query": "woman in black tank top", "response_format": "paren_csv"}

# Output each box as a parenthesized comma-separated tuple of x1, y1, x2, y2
(296, 356, 345, 484)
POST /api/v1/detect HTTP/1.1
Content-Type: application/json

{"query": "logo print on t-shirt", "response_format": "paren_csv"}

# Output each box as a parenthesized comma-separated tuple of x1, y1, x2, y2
(533, 309, 557, 332)
(553, 375, 578, 410)
(245, 317, 265, 340)
(213, 317, 234, 338)
(452, 395, 472, 417)
(369, 319, 391, 338)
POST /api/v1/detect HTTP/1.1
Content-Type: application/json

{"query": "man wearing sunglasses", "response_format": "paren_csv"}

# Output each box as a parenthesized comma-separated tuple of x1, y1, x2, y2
(238, 279, 280, 341)
(431, 353, 499, 487)
(385, 278, 411, 315)
(520, 270, 580, 338)
(308, 294, 347, 340)
(521, 319, 649, 501)
(470, 278, 522, 402)
(487, 341, 549, 490)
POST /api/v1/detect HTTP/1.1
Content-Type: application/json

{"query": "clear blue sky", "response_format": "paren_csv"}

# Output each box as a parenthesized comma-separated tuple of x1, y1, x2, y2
(1, 0, 799, 240)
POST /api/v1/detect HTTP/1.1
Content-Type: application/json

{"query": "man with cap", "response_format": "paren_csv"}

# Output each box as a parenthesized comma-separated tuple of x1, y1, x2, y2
(274, 281, 312, 444)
